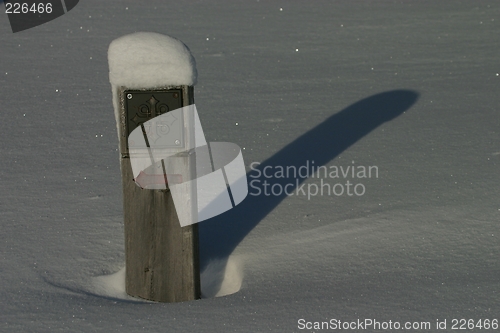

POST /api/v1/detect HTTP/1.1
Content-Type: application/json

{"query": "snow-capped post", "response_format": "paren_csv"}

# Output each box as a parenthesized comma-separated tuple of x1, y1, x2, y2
(108, 32, 200, 302)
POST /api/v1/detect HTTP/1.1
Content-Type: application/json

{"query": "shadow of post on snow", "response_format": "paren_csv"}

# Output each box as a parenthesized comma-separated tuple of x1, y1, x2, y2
(198, 89, 419, 297)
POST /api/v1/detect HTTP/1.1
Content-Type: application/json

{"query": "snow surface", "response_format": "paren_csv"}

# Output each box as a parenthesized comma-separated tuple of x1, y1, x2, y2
(1, 1, 499, 332)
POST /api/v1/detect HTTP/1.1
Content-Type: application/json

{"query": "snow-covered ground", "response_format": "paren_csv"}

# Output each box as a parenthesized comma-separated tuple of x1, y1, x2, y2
(1, 1, 499, 332)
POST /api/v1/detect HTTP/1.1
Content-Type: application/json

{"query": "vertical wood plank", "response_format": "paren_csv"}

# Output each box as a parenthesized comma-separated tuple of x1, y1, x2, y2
(118, 86, 200, 302)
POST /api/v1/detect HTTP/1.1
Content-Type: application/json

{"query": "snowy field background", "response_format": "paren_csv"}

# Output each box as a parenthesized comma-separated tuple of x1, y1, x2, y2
(1, 1, 499, 332)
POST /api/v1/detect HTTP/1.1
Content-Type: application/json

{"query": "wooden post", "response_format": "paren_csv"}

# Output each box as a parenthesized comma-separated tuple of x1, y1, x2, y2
(116, 86, 200, 302)
(108, 33, 200, 302)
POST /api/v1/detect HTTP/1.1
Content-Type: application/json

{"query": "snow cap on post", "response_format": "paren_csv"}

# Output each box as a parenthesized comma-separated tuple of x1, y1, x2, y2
(108, 32, 197, 88)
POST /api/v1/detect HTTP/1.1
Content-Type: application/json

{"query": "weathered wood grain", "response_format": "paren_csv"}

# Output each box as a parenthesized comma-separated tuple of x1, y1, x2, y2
(117, 86, 200, 302)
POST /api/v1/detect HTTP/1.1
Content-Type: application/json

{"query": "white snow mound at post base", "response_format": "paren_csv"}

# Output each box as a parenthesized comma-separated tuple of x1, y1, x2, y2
(108, 32, 197, 88)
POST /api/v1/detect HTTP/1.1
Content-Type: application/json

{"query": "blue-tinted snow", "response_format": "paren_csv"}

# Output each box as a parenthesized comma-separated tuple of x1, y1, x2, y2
(0, 1, 499, 332)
